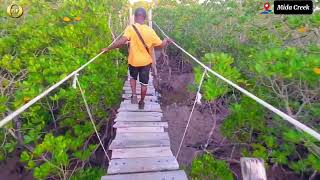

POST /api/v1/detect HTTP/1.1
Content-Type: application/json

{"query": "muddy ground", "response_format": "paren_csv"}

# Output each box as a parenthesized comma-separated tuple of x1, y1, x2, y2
(0, 150, 33, 180)
(155, 51, 302, 180)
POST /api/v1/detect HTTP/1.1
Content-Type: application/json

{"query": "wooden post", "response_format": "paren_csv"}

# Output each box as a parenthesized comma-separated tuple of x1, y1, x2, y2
(240, 157, 267, 180)
(149, 8, 158, 81)
(128, 6, 133, 79)
(148, 8, 153, 27)
(129, 6, 133, 25)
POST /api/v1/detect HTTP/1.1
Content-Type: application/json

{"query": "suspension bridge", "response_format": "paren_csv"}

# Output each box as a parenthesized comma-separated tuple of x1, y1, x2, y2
(102, 75, 188, 179)
(1, 7, 320, 180)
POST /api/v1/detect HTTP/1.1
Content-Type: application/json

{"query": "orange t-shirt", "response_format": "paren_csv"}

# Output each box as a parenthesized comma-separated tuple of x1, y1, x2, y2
(123, 23, 162, 67)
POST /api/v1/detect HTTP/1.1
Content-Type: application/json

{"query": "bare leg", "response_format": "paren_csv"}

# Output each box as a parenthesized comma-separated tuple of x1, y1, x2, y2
(140, 84, 147, 102)
(130, 78, 137, 96)
(130, 78, 138, 104)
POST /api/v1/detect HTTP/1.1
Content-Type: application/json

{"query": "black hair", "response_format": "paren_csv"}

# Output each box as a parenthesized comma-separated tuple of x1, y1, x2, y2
(134, 7, 147, 19)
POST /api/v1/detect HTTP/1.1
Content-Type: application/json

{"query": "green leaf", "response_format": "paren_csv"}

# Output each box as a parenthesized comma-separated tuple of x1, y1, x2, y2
(20, 151, 30, 162)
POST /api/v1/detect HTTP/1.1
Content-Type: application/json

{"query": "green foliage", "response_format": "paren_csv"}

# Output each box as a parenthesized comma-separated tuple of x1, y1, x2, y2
(221, 97, 266, 142)
(155, 0, 320, 177)
(21, 134, 75, 179)
(221, 97, 320, 174)
(1, 0, 127, 179)
(251, 47, 319, 86)
(194, 53, 241, 101)
(70, 168, 105, 180)
(189, 153, 233, 180)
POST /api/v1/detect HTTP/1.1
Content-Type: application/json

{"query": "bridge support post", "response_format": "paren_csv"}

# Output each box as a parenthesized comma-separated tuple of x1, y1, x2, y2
(129, 6, 133, 25)
(148, 8, 158, 82)
(241, 157, 267, 180)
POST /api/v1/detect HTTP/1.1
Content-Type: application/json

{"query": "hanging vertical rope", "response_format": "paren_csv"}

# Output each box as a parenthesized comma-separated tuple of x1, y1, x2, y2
(176, 69, 207, 159)
(75, 76, 111, 162)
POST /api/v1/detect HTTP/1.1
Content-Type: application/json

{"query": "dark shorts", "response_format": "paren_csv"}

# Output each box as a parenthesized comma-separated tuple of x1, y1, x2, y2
(129, 64, 151, 85)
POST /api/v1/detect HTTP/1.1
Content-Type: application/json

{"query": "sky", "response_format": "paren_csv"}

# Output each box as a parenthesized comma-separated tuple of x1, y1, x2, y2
(129, 0, 210, 5)
(129, 0, 153, 4)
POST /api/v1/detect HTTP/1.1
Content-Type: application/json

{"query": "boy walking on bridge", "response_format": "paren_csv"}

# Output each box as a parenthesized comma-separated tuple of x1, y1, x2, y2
(102, 8, 171, 109)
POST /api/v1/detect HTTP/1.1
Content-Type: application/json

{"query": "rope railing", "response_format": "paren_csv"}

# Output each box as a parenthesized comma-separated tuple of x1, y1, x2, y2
(152, 21, 320, 141)
(176, 69, 207, 159)
(0, 33, 123, 128)
(74, 74, 110, 161)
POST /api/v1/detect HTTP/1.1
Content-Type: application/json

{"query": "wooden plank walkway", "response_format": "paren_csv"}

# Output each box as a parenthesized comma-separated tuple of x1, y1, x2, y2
(102, 76, 188, 180)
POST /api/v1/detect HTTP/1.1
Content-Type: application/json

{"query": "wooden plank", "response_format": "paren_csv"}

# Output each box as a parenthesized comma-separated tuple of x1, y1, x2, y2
(118, 103, 162, 112)
(114, 122, 168, 128)
(241, 158, 267, 180)
(111, 147, 173, 159)
(123, 85, 154, 89)
(109, 139, 170, 149)
(115, 112, 162, 122)
(121, 100, 159, 105)
(115, 115, 162, 122)
(115, 132, 169, 141)
(117, 111, 162, 117)
(122, 94, 158, 102)
(117, 112, 163, 118)
(123, 86, 155, 91)
(123, 87, 155, 93)
(102, 170, 188, 180)
(107, 156, 179, 174)
(124, 90, 155, 95)
(116, 127, 164, 133)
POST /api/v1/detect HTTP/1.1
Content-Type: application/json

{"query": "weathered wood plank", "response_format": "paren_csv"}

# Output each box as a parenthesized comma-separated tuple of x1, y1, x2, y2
(116, 127, 164, 133)
(109, 139, 170, 149)
(116, 111, 162, 122)
(118, 103, 162, 112)
(107, 156, 179, 174)
(117, 111, 162, 117)
(123, 90, 155, 95)
(102, 170, 188, 180)
(123, 85, 154, 90)
(122, 94, 158, 102)
(114, 116, 162, 122)
(241, 157, 267, 180)
(117, 111, 163, 118)
(123, 86, 155, 91)
(111, 147, 173, 159)
(121, 100, 159, 105)
(115, 132, 169, 141)
(123, 88, 155, 93)
(114, 122, 168, 128)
